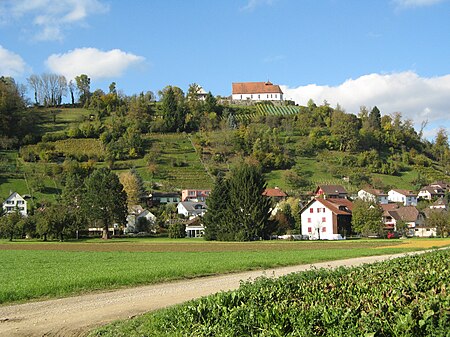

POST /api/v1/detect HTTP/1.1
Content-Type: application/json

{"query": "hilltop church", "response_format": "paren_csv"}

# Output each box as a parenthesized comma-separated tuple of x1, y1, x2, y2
(232, 81, 284, 102)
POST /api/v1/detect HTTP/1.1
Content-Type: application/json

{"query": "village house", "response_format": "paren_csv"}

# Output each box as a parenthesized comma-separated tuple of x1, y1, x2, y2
(315, 185, 348, 199)
(387, 189, 418, 206)
(177, 201, 207, 219)
(263, 187, 287, 202)
(357, 188, 388, 204)
(181, 189, 210, 202)
(417, 185, 445, 200)
(148, 192, 181, 206)
(301, 198, 353, 240)
(419, 198, 448, 237)
(381, 204, 425, 235)
(185, 217, 205, 238)
(232, 81, 284, 102)
(2, 192, 27, 217)
(125, 205, 156, 234)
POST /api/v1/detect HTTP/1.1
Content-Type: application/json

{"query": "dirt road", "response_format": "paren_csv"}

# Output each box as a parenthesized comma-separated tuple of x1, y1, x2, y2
(0, 251, 427, 337)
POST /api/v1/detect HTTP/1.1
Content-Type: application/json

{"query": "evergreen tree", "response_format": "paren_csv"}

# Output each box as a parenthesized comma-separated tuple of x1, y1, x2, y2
(203, 173, 229, 240)
(368, 106, 381, 131)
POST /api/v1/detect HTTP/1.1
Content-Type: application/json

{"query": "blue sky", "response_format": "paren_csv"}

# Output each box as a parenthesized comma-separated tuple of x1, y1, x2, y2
(0, 0, 449, 138)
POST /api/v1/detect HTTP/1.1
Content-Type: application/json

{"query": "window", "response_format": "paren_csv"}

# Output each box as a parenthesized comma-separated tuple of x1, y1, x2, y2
(267, 94, 269, 98)
(307, 218, 311, 223)
(323, 208, 326, 212)
(308, 227, 312, 233)
(317, 208, 321, 213)
(322, 217, 326, 222)
(258, 94, 260, 99)
(189, 191, 196, 196)
(275, 94, 277, 98)
(310, 208, 313, 213)
(17, 200, 24, 205)
(240, 95, 242, 99)
(251, 94, 253, 99)
(322, 227, 326, 232)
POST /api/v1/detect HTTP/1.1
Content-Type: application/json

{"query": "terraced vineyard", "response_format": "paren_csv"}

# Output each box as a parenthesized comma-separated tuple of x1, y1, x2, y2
(235, 104, 302, 122)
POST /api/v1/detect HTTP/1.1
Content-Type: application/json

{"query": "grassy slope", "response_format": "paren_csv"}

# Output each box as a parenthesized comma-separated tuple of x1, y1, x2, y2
(1, 238, 450, 305)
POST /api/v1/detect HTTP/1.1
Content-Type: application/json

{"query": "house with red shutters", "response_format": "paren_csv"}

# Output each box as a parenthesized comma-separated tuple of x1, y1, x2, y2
(301, 197, 354, 240)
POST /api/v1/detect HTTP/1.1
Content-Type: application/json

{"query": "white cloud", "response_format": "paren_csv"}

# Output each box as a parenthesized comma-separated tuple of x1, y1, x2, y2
(45, 47, 145, 81)
(282, 71, 450, 128)
(393, 0, 446, 8)
(0, 0, 109, 41)
(240, 0, 276, 11)
(0, 45, 29, 77)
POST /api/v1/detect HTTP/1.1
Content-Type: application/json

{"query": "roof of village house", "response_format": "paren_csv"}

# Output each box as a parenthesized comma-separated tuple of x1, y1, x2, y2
(389, 206, 420, 222)
(263, 188, 287, 198)
(361, 188, 388, 196)
(306, 197, 353, 215)
(232, 81, 283, 95)
(430, 181, 450, 190)
(178, 201, 207, 212)
(419, 186, 445, 194)
(316, 185, 348, 196)
(381, 203, 400, 216)
(390, 189, 417, 197)
(432, 197, 448, 207)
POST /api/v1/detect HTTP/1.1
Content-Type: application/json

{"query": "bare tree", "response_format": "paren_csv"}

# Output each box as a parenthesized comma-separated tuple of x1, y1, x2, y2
(27, 74, 67, 106)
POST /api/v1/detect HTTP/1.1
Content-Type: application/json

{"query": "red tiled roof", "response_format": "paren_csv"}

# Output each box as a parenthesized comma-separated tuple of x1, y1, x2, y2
(263, 188, 287, 197)
(232, 81, 283, 95)
(315, 198, 353, 215)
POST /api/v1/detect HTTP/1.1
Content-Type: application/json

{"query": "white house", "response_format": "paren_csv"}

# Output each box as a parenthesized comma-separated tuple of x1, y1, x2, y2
(358, 188, 388, 204)
(125, 205, 156, 233)
(301, 198, 353, 240)
(177, 201, 207, 220)
(2, 192, 27, 216)
(387, 189, 418, 206)
(417, 186, 445, 200)
(232, 81, 284, 102)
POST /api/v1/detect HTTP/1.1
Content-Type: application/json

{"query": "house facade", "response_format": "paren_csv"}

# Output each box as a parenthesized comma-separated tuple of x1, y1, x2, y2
(181, 189, 210, 202)
(387, 189, 418, 206)
(125, 205, 156, 233)
(358, 188, 388, 204)
(417, 186, 445, 200)
(149, 192, 181, 206)
(177, 201, 207, 219)
(2, 192, 27, 216)
(232, 81, 284, 101)
(301, 198, 353, 240)
(381, 204, 425, 235)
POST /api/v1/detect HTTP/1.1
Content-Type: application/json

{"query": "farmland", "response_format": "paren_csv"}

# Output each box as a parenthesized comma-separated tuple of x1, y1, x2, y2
(90, 248, 450, 337)
(1, 238, 450, 305)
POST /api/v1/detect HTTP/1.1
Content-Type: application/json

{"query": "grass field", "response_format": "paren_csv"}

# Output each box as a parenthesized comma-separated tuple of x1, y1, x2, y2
(1, 238, 449, 305)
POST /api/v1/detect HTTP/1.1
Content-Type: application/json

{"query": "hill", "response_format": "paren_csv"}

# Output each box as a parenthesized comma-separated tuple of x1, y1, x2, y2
(1, 102, 449, 209)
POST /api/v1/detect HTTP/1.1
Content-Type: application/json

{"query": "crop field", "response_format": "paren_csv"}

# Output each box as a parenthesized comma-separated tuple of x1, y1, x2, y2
(1, 238, 449, 305)
(91, 249, 450, 337)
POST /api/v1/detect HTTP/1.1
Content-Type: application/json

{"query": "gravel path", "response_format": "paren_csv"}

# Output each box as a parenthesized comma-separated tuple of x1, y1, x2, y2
(0, 251, 426, 337)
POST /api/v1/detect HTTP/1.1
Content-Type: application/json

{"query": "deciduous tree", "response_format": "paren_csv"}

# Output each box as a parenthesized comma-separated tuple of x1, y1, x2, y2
(82, 168, 127, 239)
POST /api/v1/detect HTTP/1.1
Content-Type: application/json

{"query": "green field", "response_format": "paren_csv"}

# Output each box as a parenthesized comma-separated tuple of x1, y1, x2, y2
(1, 238, 449, 305)
(91, 249, 450, 337)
